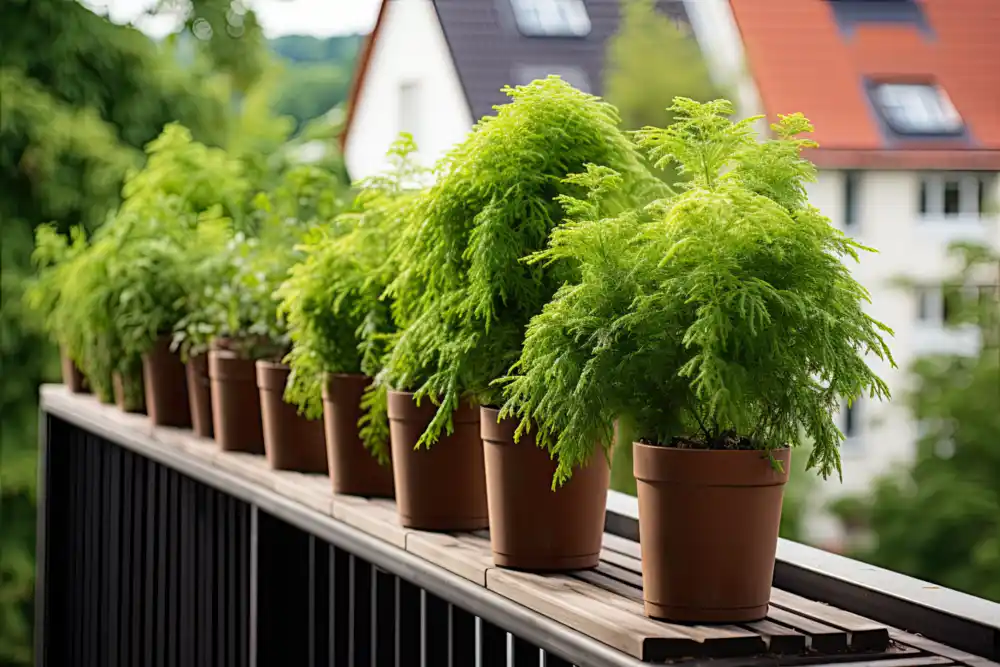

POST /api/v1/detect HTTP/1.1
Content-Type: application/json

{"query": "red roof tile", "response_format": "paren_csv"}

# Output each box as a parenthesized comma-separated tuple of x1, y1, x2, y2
(728, 0, 1000, 169)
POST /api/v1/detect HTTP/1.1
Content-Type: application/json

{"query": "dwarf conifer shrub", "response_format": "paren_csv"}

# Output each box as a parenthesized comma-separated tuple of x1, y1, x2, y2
(382, 77, 666, 447)
(277, 137, 424, 458)
(500, 98, 894, 486)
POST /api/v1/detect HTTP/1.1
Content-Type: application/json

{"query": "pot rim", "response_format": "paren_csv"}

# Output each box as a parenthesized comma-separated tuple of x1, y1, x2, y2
(633, 441, 791, 455)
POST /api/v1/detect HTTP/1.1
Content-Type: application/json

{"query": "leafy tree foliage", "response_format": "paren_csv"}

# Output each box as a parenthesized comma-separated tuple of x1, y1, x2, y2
(381, 77, 665, 450)
(501, 99, 894, 487)
(831, 243, 1000, 601)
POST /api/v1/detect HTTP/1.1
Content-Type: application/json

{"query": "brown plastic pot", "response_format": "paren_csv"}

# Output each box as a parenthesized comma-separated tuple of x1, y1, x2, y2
(323, 374, 394, 497)
(208, 350, 264, 454)
(186, 354, 214, 438)
(112, 370, 146, 414)
(257, 361, 327, 472)
(633, 443, 791, 623)
(387, 390, 488, 531)
(60, 349, 87, 394)
(481, 408, 610, 571)
(142, 337, 191, 428)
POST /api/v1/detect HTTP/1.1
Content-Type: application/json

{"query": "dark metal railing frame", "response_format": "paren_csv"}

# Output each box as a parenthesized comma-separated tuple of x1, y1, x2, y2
(36, 394, 1000, 664)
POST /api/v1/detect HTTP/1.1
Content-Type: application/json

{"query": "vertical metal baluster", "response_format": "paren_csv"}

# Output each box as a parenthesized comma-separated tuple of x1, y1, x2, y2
(236, 500, 248, 667)
(422, 592, 449, 667)
(479, 619, 507, 667)
(511, 636, 541, 666)
(180, 475, 195, 667)
(68, 429, 83, 664)
(349, 555, 372, 666)
(227, 497, 237, 667)
(395, 578, 421, 667)
(82, 434, 95, 667)
(308, 536, 330, 664)
(330, 545, 349, 667)
(216, 491, 226, 667)
(107, 445, 122, 667)
(166, 469, 179, 667)
(201, 488, 214, 667)
(143, 456, 158, 667)
(372, 568, 397, 667)
(155, 465, 168, 667)
(119, 448, 134, 665)
(449, 605, 475, 667)
(97, 438, 110, 664)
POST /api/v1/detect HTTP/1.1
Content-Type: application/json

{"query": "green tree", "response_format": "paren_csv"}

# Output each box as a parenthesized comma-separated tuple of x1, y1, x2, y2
(831, 243, 1000, 601)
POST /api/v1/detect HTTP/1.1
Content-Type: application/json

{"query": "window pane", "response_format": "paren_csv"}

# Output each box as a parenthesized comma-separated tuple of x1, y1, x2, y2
(844, 170, 859, 227)
(871, 83, 963, 135)
(943, 180, 961, 215)
(919, 179, 929, 214)
(510, 0, 591, 37)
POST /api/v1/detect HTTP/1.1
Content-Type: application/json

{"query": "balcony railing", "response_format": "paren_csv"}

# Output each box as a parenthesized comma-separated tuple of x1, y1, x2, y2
(34, 385, 1000, 666)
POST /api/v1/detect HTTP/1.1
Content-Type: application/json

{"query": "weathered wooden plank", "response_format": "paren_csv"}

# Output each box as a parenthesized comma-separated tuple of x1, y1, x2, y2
(272, 470, 333, 517)
(768, 606, 849, 653)
(602, 533, 642, 560)
(770, 588, 890, 651)
(332, 496, 409, 548)
(486, 568, 727, 661)
(744, 619, 807, 654)
(213, 451, 277, 489)
(406, 531, 494, 586)
(572, 569, 767, 657)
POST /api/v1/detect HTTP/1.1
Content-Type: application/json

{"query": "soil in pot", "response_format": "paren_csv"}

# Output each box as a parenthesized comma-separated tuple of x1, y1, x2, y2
(257, 361, 327, 472)
(112, 369, 146, 414)
(186, 353, 214, 438)
(482, 407, 610, 570)
(208, 349, 264, 454)
(60, 349, 88, 394)
(323, 374, 394, 497)
(387, 390, 488, 530)
(633, 442, 791, 623)
(142, 337, 192, 428)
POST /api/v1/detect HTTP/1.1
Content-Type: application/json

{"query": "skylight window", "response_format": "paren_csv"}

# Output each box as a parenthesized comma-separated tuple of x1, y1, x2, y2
(870, 83, 964, 136)
(509, 0, 591, 37)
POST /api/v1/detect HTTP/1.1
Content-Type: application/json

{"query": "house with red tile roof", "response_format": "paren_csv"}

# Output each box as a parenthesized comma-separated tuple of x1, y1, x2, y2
(684, 0, 999, 540)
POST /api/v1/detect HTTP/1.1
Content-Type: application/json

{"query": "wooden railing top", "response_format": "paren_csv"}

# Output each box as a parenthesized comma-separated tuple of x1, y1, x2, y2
(41, 385, 1000, 666)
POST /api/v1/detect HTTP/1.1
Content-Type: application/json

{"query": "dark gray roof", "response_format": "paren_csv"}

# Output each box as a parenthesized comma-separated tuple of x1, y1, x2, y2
(430, 0, 690, 123)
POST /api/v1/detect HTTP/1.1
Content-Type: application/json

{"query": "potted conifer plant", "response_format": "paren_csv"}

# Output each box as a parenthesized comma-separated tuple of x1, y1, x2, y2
(278, 138, 421, 494)
(26, 224, 90, 393)
(501, 98, 894, 620)
(381, 78, 664, 554)
(111, 125, 248, 427)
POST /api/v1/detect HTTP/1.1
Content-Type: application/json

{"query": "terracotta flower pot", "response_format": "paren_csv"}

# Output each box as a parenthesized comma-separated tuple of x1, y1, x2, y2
(208, 350, 264, 454)
(112, 369, 146, 414)
(186, 354, 214, 438)
(322, 374, 394, 497)
(142, 337, 192, 428)
(387, 390, 488, 531)
(481, 407, 610, 570)
(633, 443, 791, 623)
(257, 361, 327, 472)
(60, 349, 88, 394)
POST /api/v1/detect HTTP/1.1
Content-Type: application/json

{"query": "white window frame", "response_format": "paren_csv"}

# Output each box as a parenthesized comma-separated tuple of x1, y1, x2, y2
(398, 80, 420, 148)
(918, 172, 993, 221)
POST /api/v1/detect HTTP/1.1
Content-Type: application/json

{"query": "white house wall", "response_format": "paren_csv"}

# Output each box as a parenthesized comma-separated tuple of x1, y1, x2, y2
(344, 0, 474, 182)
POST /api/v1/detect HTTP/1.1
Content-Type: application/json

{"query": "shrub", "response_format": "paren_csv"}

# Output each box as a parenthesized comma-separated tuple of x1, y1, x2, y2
(381, 76, 666, 448)
(500, 98, 895, 487)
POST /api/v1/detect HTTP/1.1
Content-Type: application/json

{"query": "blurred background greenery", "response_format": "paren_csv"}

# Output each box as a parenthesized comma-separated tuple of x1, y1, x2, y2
(1, 1, 997, 664)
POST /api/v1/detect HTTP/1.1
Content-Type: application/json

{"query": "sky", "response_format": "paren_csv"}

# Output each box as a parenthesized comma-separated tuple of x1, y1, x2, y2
(82, 0, 381, 38)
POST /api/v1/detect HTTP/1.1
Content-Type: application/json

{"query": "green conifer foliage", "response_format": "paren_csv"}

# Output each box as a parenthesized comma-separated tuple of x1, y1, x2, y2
(381, 77, 666, 448)
(501, 98, 895, 487)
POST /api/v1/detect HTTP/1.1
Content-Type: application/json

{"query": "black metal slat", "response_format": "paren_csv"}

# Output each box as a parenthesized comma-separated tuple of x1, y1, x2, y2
(373, 568, 397, 667)
(143, 452, 158, 667)
(107, 444, 122, 667)
(216, 492, 226, 667)
(512, 635, 541, 666)
(201, 488, 214, 667)
(308, 536, 330, 664)
(156, 464, 168, 667)
(395, 578, 421, 667)
(330, 545, 350, 667)
(480, 618, 508, 667)
(119, 446, 134, 666)
(97, 437, 111, 665)
(82, 433, 96, 667)
(423, 591, 449, 667)
(165, 469, 179, 667)
(450, 605, 476, 667)
(236, 498, 248, 667)
(180, 475, 196, 667)
(252, 510, 311, 666)
(67, 428, 83, 663)
(350, 555, 373, 666)
(542, 652, 574, 667)
(227, 496, 237, 667)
